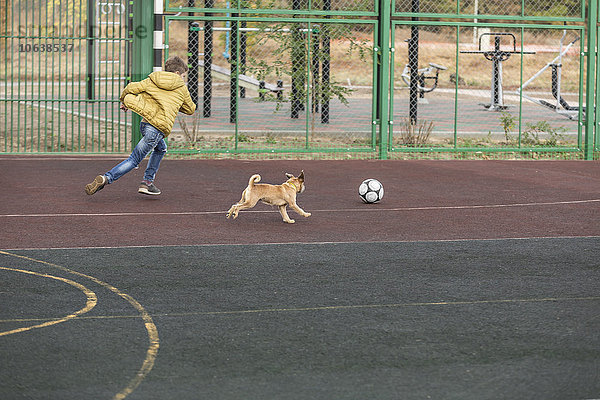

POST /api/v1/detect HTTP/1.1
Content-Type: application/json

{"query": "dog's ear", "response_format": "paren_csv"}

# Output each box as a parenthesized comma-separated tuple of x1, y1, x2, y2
(298, 170, 304, 181)
(285, 173, 294, 179)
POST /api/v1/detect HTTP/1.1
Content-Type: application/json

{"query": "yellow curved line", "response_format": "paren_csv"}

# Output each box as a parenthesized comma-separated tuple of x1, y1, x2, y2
(0, 266, 97, 337)
(0, 251, 159, 400)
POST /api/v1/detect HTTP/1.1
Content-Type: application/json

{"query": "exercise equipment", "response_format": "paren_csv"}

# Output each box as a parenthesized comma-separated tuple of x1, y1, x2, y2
(461, 33, 535, 111)
(516, 30, 584, 120)
(401, 62, 447, 104)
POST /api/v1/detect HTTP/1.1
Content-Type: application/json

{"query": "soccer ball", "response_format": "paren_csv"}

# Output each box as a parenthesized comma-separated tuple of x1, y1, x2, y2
(358, 178, 384, 203)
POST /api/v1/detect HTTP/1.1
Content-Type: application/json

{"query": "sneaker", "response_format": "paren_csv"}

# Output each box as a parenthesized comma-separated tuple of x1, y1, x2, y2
(85, 175, 107, 195)
(138, 181, 161, 195)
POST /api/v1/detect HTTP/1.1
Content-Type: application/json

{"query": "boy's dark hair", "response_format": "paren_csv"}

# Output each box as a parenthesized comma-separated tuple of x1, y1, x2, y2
(164, 56, 189, 74)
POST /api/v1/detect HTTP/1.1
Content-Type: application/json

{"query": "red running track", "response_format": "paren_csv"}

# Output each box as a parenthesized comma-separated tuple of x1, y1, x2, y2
(1, 156, 599, 249)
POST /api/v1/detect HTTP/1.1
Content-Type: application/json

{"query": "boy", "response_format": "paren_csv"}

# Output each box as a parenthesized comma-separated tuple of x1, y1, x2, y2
(85, 56, 196, 196)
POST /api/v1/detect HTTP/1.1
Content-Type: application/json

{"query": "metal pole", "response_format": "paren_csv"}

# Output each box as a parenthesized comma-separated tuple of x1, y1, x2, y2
(321, 0, 330, 124)
(188, 23, 199, 105)
(378, 0, 391, 159)
(230, 17, 237, 123)
(153, 0, 164, 71)
(584, 0, 598, 160)
(187, 0, 198, 106)
(473, 0, 478, 44)
(312, 26, 320, 113)
(131, 0, 154, 144)
(408, 0, 419, 125)
(86, 0, 95, 100)
(125, 0, 133, 89)
(291, 0, 302, 119)
(240, 20, 247, 99)
(203, 0, 213, 117)
(491, 36, 501, 109)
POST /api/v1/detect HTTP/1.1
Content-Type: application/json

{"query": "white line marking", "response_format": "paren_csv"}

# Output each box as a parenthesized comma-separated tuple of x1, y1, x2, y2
(2, 235, 599, 252)
(1, 198, 599, 218)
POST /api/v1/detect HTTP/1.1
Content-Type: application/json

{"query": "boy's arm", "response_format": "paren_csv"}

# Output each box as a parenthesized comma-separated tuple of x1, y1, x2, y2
(119, 78, 149, 102)
(179, 89, 197, 115)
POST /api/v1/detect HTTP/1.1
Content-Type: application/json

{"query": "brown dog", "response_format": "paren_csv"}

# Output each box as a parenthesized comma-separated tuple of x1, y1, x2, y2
(226, 171, 311, 223)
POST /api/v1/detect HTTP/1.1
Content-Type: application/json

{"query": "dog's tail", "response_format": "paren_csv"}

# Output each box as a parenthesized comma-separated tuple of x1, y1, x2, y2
(248, 174, 261, 186)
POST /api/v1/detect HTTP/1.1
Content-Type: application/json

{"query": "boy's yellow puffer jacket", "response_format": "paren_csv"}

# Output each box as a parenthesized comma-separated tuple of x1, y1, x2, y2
(120, 71, 196, 136)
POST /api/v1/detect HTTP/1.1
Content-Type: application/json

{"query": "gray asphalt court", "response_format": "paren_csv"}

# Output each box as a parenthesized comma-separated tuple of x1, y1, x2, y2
(1, 238, 599, 400)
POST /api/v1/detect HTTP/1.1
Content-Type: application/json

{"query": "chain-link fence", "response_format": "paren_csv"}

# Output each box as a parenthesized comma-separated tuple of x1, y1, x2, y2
(394, 0, 582, 18)
(166, 17, 377, 156)
(165, 0, 374, 13)
(161, 0, 594, 159)
(390, 24, 584, 155)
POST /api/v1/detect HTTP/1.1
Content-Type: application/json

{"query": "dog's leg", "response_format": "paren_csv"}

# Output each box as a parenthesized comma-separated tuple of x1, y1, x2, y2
(227, 188, 249, 219)
(229, 196, 260, 219)
(278, 205, 295, 223)
(288, 200, 311, 218)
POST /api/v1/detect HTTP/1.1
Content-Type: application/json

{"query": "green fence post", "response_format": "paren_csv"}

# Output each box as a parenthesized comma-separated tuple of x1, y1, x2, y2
(131, 0, 154, 145)
(597, 22, 600, 155)
(584, 0, 598, 160)
(378, 0, 391, 160)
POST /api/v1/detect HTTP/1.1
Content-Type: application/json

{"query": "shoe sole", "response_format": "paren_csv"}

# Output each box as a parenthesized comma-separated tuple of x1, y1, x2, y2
(85, 175, 106, 195)
(138, 188, 161, 195)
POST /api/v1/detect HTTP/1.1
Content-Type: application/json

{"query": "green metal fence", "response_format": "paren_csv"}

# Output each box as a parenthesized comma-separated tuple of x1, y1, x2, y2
(163, 0, 598, 159)
(1, 0, 598, 159)
(596, 0, 600, 155)
(165, 15, 380, 157)
(390, 23, 586, 157)
(0, 0, 133, 153)
(163, 1, 382, 158)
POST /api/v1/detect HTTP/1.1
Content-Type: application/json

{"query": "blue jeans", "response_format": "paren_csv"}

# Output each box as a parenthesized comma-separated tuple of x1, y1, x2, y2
(105, 122, 167, 184)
